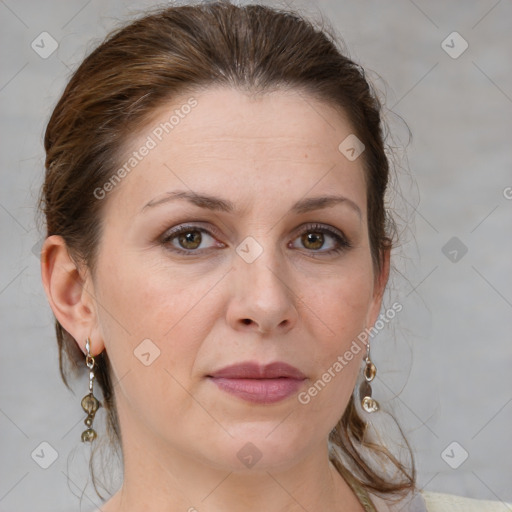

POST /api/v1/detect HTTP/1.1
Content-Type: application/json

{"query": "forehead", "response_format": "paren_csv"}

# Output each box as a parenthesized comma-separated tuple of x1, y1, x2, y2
(104, 87, 367, 218)
(142, 86, 353, 150)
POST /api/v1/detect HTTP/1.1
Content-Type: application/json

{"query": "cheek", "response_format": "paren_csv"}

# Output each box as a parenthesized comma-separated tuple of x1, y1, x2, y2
(93, 256, 222, 424)
(299, 266, 374, 400)
(307, 267, 374, 346)
(94, 252, 222, 380)
(96, 249, 211, 335)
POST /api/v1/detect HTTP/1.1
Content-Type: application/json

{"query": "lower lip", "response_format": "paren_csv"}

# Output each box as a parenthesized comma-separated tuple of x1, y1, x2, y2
(208, 377, 305, 404)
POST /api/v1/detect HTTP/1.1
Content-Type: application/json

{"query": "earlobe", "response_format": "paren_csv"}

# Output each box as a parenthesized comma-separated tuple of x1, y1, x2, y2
(40, 235, 105, 356)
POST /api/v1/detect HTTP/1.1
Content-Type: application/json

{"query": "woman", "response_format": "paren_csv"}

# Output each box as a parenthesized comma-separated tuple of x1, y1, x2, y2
(38, 2, 505, 511)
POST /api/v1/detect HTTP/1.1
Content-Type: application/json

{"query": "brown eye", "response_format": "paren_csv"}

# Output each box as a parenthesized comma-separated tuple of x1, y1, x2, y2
(177, 230, 202, 250)
(290, 223, 351, 256)
(301, 232, 324, 250)
(161, 225, 224, 254)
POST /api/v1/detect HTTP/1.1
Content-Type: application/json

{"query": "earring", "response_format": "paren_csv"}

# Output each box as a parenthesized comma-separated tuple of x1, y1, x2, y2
(359, 342, 379, 413)
(81, 337, 100, 442)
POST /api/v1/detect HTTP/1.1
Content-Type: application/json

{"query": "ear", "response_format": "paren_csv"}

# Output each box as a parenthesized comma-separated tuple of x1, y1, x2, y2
(40, 235, 105, 357)
(365, 244, 391, 328)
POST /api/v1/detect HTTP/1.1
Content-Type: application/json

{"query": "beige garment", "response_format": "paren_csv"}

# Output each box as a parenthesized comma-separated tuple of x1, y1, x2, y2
(89, 492, 511, 511)
(421, 491, 512, 512)
(367, 490, 511, 512)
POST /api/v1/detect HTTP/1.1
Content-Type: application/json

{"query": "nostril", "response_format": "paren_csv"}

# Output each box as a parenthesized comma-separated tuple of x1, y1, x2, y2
(242, 319, 252, 325)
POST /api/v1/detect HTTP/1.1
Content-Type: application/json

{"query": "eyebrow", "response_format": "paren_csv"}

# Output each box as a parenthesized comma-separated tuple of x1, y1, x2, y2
(141, 190, 362, 219)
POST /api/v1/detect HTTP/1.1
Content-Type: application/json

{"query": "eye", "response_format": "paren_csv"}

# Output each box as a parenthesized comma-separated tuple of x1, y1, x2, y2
(161, 225, 224, 254)
(290, 223, 351, 255)
(161, 222, 351, 257)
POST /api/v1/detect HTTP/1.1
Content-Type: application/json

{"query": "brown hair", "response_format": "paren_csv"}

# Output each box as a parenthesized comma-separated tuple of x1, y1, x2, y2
(39, 0, 415, 501)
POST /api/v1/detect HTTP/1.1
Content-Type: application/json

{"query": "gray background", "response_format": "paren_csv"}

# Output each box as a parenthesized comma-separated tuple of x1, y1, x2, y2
(1, 0, 511, 511)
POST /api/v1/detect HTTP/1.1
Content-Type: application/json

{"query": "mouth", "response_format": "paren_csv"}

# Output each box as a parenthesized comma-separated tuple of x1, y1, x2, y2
(206, 361, 307, 404)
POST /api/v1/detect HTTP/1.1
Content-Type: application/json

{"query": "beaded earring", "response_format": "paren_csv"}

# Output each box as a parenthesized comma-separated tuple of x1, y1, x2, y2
(359, 342, 379, 413)
(81, 337, 100, 442)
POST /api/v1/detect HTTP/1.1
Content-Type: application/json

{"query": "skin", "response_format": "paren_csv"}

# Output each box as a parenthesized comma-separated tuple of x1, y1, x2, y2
(41, 87, 389, 512)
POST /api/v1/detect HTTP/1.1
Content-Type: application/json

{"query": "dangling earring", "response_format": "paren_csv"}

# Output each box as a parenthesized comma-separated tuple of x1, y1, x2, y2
(359, 341, 379, 413)
(81, 337, 100, 442)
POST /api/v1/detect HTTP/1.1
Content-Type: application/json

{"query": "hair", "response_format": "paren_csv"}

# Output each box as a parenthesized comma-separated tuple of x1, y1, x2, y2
(39, 0, 415, 502)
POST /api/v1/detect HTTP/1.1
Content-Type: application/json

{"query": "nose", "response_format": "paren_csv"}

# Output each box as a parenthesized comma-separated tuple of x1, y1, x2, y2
(226, 250, 299, 335)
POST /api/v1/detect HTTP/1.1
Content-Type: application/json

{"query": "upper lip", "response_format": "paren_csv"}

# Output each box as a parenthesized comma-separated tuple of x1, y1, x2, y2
(207, 361, 306, 380)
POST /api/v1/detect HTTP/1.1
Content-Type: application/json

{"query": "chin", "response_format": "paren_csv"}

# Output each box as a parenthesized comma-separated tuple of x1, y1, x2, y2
(197, 422, 317, 473)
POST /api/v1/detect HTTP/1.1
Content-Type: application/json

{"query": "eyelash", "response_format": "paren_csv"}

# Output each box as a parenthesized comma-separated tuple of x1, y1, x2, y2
(161, 223, 352, 257)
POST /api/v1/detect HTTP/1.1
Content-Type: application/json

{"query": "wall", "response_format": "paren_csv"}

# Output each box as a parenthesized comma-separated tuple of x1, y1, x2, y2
(0, 1, 510, 510)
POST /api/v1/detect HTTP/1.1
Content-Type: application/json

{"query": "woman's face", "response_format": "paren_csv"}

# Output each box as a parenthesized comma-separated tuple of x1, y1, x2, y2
(87, 87, 387, 472)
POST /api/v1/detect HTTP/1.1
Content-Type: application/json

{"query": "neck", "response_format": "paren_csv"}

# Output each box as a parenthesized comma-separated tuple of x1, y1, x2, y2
(101, 419, 364, 512)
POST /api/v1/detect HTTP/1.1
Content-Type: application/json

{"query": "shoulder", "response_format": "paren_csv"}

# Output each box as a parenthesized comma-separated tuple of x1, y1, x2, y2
(421, 491, 512, 512)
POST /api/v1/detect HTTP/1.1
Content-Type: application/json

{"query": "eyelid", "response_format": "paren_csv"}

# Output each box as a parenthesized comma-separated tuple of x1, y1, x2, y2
(292, 222, 347, 242)
(161, 222, 222, 241)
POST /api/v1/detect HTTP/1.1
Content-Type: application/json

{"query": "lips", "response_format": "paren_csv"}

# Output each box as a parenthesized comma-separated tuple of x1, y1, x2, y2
(208, 361, 306, 380)
(207, 362, 307, 404)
